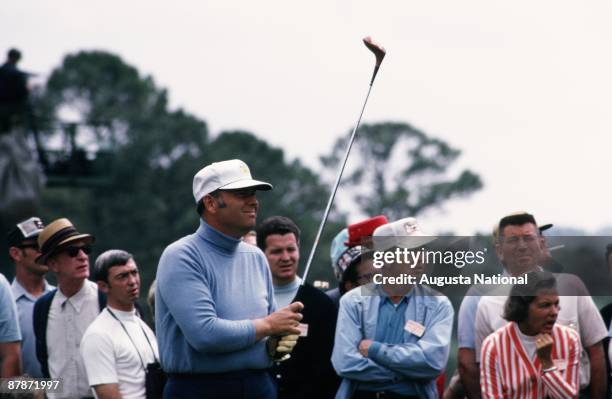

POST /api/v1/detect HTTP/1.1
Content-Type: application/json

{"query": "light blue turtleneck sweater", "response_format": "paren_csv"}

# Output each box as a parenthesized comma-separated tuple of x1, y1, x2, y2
(156, 219, 275, 373)
(273, 276, 302, 308)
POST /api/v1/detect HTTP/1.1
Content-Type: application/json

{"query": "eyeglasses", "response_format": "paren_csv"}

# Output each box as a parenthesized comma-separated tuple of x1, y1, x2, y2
(502, 234, 538, 247)
(63, 245, 92, 257)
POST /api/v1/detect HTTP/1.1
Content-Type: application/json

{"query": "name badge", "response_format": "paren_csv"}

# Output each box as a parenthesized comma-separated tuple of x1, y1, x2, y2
(404, 320, 425, 337)
(553, 359, 568, 371)
(298, 323, 309, 337)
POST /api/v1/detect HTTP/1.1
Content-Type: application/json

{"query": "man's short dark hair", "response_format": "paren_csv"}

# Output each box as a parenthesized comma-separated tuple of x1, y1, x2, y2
(503, 271, 557, 323)
(498, 213, 539, 240)
(94, 249, 133, 283)
(196, 189, 222, 216)
(256, 216, 301, 251)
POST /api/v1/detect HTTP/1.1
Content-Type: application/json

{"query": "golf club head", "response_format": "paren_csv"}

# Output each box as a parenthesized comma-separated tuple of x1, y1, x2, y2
(363, 36, 386, 85)
(363, 36, 386, 67)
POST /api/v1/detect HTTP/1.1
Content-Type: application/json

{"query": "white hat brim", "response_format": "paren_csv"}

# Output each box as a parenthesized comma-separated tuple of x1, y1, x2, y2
(220, 179, 273, 191)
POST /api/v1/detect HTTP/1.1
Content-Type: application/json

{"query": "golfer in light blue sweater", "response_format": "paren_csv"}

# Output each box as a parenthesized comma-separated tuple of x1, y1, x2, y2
(156, 159, 304, 399)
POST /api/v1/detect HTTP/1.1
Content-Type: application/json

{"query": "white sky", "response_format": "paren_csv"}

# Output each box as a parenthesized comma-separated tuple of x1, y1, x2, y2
(3, 0, 612, 234)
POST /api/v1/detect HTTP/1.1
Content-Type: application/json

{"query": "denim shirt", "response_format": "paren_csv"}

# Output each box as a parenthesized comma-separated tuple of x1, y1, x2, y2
(331, 284, 454, 399)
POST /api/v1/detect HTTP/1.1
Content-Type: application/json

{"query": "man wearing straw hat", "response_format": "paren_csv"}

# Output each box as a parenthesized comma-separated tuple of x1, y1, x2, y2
(33, 218, 100, 399)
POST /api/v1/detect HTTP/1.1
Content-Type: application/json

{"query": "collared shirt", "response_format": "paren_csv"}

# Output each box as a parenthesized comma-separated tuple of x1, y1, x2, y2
(365, 292, 415, 395)
(11, 278, 54, 377)
(0, 273, 21, 343)
(47, 280, 99, 399)
(332, 284, 454, 399)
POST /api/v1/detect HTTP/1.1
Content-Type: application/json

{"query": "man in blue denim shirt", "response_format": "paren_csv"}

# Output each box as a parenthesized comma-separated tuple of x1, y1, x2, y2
(332, 217, 454, 399)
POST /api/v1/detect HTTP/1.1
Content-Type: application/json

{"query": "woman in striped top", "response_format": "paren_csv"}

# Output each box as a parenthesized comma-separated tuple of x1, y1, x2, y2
(480, 271, 581, 399)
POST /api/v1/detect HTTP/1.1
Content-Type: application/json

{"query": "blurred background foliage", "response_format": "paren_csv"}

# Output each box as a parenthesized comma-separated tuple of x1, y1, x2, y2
(1, 50, 483, 321)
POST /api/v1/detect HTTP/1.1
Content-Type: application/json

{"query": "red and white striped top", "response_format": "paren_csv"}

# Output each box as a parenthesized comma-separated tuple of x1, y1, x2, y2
(480, 322, 580, 399)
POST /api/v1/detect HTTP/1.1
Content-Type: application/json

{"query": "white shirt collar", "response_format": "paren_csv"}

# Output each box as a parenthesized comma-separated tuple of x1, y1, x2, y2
(56, 280, 95, 313)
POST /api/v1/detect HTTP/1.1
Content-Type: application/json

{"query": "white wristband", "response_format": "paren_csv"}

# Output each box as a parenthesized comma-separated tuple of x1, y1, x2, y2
(542, 366, 558, 373)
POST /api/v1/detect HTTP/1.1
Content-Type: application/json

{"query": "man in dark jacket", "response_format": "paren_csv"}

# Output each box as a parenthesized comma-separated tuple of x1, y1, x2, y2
(257, 216, 339, 399)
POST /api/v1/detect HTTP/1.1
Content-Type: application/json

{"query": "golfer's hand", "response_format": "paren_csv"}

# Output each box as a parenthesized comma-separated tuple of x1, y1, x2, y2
(267, 334, 300, 361)
(254, 302, 304, 339)
(535, 333, 554, 369)
(359, 339, 374, 357)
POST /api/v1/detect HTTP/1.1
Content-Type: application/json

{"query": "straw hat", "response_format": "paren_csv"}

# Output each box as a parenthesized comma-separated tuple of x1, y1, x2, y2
(36, 218, 94, 264)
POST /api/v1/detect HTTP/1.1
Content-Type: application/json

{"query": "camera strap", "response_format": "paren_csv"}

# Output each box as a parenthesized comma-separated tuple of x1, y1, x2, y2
(107, 308, 159, 371)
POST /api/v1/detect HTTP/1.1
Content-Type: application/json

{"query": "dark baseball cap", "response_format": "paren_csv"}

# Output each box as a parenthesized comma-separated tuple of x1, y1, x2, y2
(7, 217, 44, 247)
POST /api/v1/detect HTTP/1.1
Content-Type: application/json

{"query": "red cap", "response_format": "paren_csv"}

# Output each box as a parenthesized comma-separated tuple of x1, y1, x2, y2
(346, 215, 388, 247)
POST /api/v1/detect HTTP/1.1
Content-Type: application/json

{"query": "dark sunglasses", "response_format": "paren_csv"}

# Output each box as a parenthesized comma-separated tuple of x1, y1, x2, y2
(63, 245, 92, 257)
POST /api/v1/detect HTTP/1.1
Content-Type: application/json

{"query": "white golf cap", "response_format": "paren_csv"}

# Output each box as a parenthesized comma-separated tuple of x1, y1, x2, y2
(192, 159, 273, 203)
(372, 217, 436, 251)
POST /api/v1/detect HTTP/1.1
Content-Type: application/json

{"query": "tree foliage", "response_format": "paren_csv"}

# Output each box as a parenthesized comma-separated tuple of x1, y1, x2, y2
(33, 51, 343, 309)
(321, 122, 483, 221)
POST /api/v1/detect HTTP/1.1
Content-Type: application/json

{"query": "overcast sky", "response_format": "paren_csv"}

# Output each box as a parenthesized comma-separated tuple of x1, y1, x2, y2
(3, 0, 612, 235)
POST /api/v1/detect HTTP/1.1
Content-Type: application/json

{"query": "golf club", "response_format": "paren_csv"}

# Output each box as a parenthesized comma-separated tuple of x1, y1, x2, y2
(302, 36, 386, 285)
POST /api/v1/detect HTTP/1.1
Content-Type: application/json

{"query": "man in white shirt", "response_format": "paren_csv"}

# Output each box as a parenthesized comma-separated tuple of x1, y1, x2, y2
(472, 212, 607, 399)
(81, 250, 158, 399)
(33, 218, 99, 399)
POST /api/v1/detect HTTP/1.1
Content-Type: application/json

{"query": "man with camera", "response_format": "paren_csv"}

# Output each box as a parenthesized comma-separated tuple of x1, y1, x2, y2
(81, 250, 159, 399)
